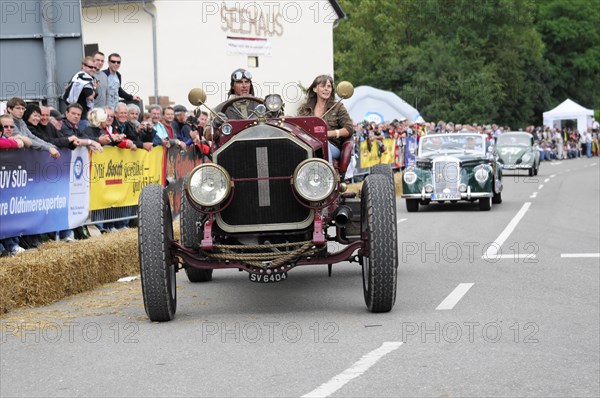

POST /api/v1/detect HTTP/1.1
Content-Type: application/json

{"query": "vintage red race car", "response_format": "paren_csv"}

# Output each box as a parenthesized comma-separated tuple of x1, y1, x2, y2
(137, 83, 398, 321)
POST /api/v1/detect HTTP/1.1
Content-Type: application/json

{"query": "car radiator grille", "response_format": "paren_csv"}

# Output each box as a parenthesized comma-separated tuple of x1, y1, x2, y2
(216, 135, 311, 230)
(433, 159, 460, 197)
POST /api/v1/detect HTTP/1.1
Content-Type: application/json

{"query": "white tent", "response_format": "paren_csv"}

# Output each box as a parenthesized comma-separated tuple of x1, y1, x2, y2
(543, 99, 594, 134)
(344, 86, 424, 124)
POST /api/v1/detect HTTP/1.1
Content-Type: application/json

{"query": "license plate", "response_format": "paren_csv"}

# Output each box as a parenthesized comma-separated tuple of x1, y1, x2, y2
(433, 193, 460, 200)
(249, 272, 288, 283)
(431, 193, 460, 200)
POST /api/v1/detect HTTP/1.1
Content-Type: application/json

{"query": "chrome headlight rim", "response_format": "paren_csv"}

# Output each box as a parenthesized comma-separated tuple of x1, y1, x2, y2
(403, 171, 418, 185)
(264, 94, 283, 113)
(186, 163, 232, 208)
(474, 166, 490, 185)
(293, 158, 337, 202)
(521, 153, 532, 163)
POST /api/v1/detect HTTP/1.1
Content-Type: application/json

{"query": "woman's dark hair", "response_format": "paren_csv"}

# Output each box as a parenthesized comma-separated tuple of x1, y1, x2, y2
(23, 104, 42, 124)
(297, 75, 336, 116)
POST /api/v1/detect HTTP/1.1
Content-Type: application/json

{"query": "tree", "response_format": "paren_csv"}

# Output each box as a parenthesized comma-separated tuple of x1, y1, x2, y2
(334, 0, 562, 126)
(536, 0, 600, 112)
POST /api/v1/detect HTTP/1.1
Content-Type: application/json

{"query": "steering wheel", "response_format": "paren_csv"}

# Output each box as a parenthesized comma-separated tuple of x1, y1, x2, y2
(220, 96, 264, 119)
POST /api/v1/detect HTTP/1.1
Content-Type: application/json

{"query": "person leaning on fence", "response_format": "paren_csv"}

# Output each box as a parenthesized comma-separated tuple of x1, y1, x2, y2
(137, 113, 156, 148)
(83, 107, 126, 148)
(127, 103, 141, 131)
(24, 104, 76, 152)
(113, 102, 143, 150)
(297, 74, 354, 163)
(6, 97, 59, 159)
(60, 103, 103, 152)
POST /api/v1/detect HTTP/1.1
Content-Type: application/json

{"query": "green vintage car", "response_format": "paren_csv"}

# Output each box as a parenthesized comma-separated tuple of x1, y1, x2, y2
(401, 133, 503, 212)
(496, 132, 540, 176)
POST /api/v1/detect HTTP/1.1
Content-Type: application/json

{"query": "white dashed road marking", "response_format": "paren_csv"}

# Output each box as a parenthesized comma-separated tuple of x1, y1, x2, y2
(397, 218, 407, 224)
(530, 192, 538, 198)
(560, 253, 600, 258)
(436, 283, 474, 310)
(483, 202, 531, 259)
(302, 342, 403, 398)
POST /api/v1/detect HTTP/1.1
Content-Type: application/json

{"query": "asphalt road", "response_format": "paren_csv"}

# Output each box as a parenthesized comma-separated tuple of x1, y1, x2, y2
(1, 157, 599, 397)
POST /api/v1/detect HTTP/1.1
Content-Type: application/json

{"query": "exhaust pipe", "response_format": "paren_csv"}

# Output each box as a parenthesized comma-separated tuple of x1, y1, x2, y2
(334, 205, 353, 227)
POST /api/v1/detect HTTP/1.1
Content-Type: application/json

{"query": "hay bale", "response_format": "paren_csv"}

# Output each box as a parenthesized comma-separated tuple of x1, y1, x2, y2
(0, 228, 141, 314)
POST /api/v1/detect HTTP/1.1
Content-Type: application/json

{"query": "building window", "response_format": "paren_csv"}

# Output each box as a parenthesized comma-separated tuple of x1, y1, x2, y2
(84, 44, 99, 57)
(248, 56, 259, 68)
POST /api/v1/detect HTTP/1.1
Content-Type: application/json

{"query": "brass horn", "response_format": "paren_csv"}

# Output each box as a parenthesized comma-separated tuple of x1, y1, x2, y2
(322, 81, 354, 118)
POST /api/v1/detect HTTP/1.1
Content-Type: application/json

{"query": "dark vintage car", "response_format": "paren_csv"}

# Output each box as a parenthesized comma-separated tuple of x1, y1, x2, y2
(496, 132, 540, 176)
(401, 133, 503, 212)
(137, 83, 399, 322)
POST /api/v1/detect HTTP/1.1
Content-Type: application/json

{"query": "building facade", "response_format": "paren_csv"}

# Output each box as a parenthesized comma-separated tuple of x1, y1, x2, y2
(81, 0, 346, 114)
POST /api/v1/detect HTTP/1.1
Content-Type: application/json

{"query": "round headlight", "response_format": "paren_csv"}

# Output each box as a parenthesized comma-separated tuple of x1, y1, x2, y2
(521, 153, 532, 162)
(221, 123, 233, 135)
(474, 166, 489, 185)
(293, 159, 336, 201)
(425, 184, 434, 193)
(187, 164, 231, 207)
(264, 94, 283, 113)
(459, 183, 467, 193)
(403, 171, 417, 185)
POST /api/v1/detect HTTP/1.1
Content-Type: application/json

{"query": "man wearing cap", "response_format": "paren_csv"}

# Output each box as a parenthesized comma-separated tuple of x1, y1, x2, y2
(171, 105, 193, 146)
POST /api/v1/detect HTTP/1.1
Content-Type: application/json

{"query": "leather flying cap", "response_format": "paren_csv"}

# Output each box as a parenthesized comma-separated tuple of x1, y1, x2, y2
(231, 68, 252, 82)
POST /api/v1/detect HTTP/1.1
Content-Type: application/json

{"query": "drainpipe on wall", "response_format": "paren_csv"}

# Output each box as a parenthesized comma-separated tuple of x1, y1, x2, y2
(41, 0, 58, 108)
(142, 0, 158, 105)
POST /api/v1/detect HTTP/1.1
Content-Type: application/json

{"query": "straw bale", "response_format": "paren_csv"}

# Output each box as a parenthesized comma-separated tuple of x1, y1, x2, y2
(0, 228, 142, 314)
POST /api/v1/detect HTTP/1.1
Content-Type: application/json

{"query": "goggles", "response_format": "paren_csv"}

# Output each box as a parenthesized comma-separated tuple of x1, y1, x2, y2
(231, 69, 252, 82)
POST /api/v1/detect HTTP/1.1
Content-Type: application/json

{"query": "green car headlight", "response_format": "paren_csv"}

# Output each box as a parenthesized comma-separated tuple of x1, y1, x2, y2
(403, 171, 417, 185)
(187, 164, 231, 207)
(293, 159, 336, 201)
(474, 166, 489, 185)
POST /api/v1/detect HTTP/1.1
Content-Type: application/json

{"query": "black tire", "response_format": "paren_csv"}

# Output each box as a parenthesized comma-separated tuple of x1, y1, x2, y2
(180, 187, 213, 282)
(138, 184, 177, 322)
(492, 187, 502, 204)
(479, 196, 492, 211)
(406, 199, 419, 212)
(534, 164, 539, 176)
(528, 168, 534, 177)
(370, 164, 394, 185)
(361, 174, 398, 313)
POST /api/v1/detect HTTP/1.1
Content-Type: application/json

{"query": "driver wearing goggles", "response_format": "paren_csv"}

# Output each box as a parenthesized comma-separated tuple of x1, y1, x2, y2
(213, 68, 260, 120)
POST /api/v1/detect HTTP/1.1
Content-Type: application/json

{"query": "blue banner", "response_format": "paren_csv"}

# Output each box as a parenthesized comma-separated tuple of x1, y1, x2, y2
(0, 147, 89, 239)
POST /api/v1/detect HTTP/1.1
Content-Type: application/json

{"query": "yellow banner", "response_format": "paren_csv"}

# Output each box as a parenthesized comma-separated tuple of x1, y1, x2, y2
(359, 138, 396, 168)
(90, 146, 164, 210)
